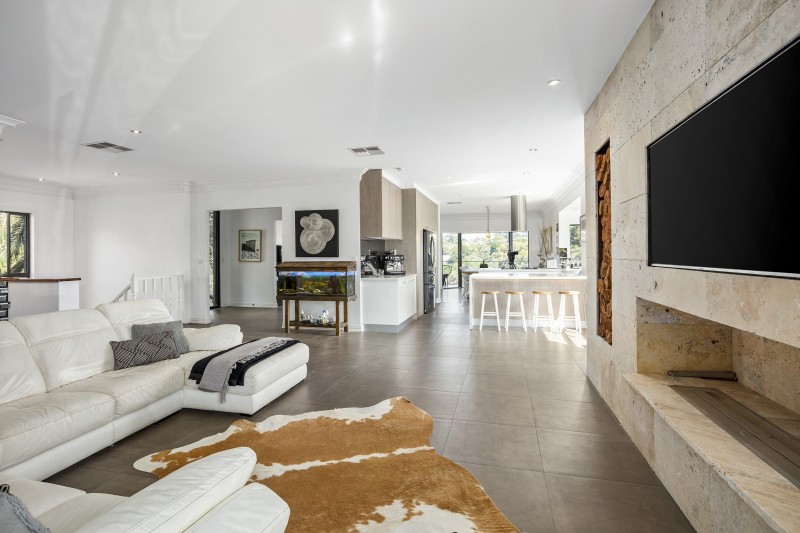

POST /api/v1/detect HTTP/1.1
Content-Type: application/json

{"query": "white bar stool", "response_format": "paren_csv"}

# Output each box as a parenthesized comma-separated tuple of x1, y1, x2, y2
(504, 291, 527, 332)
(531, 290, 556, 332)
(479, 291, 500, 331)
(557, 290, 582, 333)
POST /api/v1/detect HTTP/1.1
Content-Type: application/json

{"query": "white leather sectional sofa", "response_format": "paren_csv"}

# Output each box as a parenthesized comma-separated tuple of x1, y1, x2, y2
(1, 447, 290, 532)
(0, 299, 309, 481)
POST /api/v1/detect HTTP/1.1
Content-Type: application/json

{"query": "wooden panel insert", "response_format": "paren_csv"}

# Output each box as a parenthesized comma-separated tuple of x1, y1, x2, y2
(596, 145, 612, 345)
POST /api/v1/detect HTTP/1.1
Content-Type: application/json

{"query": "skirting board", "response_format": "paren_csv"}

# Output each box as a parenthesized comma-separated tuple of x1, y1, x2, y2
(362, 316, 415, 333)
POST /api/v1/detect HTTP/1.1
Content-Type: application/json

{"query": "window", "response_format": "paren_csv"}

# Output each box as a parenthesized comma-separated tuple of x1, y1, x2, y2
(0, 211, 30, 277)
(441, 231, 530, 288)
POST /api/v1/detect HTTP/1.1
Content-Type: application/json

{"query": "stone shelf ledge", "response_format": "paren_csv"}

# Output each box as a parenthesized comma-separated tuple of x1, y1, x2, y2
(624, 373, 800, 532)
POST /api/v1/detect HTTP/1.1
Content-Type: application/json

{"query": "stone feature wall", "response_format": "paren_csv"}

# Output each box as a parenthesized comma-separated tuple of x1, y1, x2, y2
(595, 146, 612, 345)
(584, 0, 800, 402)
(584, 1, 800, 527)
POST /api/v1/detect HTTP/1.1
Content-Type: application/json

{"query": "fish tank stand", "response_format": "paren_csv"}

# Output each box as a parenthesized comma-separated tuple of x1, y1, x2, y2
(276, 261, 357, 336)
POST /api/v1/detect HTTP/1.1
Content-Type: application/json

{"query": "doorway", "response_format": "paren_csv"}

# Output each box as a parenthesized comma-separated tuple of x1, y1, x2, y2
(209, 211, 221, 308)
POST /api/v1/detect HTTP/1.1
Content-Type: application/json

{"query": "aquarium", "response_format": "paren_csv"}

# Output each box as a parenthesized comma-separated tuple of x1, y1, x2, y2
(276, 261, 356, 298)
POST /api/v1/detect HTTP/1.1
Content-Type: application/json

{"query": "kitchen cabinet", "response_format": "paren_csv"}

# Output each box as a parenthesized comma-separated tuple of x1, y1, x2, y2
(361, 274, 417, 329)
(360, 170, 403, 239)
(422, 194, 438, 231)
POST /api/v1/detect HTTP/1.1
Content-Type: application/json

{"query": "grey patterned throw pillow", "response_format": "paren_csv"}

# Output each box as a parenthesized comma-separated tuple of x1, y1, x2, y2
(131, 320, 189, 355)
(110, 331, 179, 370)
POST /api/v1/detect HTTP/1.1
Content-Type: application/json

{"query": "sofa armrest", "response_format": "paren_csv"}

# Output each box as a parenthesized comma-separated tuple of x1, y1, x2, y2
(183, 325, 243, 351)
(186, 483, 289, 533)
(75, 447, 256, 533)
(0, 477, 86, 518)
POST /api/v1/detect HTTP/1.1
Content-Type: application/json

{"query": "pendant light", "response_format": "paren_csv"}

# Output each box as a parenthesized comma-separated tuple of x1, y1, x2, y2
(510, 195, 527, 231)
(485, 206, 491, 238)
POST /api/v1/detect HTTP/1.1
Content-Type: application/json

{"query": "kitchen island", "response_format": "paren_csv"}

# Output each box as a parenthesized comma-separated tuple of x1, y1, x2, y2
(468, 270, 587, 330)
(361, 274, 417, 331)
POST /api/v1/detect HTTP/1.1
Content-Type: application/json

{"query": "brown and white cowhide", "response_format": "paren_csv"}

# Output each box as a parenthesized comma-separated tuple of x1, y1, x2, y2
(134, 397, 518, 532)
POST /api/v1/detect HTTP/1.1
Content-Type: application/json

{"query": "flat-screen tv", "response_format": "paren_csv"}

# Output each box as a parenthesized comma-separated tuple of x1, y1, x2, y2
(647, 35, 800, 279)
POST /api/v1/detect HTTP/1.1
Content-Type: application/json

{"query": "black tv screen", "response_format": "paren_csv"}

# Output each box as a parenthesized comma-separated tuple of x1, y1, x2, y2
(647, 35, 800, 279)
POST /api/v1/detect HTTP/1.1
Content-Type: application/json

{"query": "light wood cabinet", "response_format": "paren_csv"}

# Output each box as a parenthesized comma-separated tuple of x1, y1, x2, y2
(360, 170, 403, 239)
(422, 194, 438, 231)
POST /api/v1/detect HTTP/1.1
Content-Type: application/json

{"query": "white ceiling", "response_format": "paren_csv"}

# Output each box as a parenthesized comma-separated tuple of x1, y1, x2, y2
(0, 0, 653, 214)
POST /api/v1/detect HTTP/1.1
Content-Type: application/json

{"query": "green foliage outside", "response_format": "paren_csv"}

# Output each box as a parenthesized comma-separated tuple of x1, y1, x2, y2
(441, 232, 529, 286)
(0, 212, 28, 276)
(569, 224, 581, 259)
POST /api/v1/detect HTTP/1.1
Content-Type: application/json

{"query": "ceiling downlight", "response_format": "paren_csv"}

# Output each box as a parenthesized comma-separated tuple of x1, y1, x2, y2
(348, 146, 385, 157)
(81, 141, 133, 153)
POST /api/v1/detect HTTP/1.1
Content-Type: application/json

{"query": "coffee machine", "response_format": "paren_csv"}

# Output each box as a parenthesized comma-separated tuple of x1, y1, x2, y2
(383, 250, 405, 275)
(362, 251, 382, 276)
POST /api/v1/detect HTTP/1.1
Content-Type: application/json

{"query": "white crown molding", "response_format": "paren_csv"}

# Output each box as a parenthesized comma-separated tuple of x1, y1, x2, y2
(0, 174, 72, 198)
(72, 181, 192, 199)
(0, 114, 26, 135)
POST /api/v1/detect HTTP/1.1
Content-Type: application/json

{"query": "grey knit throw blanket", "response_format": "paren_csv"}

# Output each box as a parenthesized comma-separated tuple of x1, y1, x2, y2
(0, 484, 50, 533)
(198, 337, 293, 402)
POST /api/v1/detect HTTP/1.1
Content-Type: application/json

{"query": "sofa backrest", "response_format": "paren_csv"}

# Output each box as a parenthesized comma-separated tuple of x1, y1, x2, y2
(11, 309, 120, 391)
(0, 322, 46, 404)
(96, 299, 175, 339)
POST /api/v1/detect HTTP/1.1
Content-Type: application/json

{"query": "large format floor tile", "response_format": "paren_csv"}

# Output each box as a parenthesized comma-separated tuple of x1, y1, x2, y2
(42, 291, 692, 531)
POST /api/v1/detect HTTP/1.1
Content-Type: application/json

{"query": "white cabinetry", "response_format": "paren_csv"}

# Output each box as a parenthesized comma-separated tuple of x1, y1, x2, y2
(361, 275, 417, 328)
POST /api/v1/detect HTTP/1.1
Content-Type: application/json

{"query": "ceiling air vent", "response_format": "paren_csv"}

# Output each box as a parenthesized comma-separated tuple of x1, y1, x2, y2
(82, 141, 133, 153)
(348, 146, 384, 157)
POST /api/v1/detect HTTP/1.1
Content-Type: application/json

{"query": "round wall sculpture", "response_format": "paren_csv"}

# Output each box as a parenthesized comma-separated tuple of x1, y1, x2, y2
(295, 209, 339, 257)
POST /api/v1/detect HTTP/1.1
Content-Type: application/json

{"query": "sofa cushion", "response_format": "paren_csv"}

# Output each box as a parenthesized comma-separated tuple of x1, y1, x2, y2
(180, 343, 309, 396)
(56, 360, 184, 418)
(0, 392, 115, 470)
(132, 320, 189, 355)
(0, 322, 46, 405)
(110, 331, 179, 370)
(75, 447, 256, 533)
(40, 493, 126, 533)
(0, 478, 85, 518)
(11, 310, 119, 391)
(183, 325, 243, 352)
(96, 299, 175, 340)
(186, 483, 290, 533)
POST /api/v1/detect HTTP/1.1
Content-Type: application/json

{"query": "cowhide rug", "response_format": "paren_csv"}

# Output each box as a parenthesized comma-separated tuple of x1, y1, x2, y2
(134, 397, 518, 532)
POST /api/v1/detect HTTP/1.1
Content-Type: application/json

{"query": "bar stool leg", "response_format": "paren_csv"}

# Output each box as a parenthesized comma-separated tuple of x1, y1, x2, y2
(558, 293, 567, 333)
(505, 294, 511, 331)
(532, 293, 540, 332)
(494, 293, 500, 332)
(573, 293, 582, 333)
(546, 294, 556, 333)
(479, 293, 487, 331)
(518, 294, 527, 332)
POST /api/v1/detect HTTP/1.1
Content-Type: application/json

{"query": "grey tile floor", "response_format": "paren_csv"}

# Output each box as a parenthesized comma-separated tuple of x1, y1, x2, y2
(47, 290, 694, 532)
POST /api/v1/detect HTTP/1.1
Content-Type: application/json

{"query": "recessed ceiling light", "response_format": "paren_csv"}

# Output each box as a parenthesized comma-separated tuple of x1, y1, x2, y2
(113, 171, 120, 176)
(547, 79, 561, 86)
(37, 178, 46, 181)
(522, 171, 530, 175)
(529, 148, 538, 152)
(130, 129, 142, 134)
(446, 201, 462, 205)
(395, 167, 404, 172)
(445, 176, 453, 180)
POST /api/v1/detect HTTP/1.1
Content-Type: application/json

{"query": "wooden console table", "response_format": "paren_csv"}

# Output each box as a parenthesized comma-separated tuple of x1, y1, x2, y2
(277, 294, 356, 336)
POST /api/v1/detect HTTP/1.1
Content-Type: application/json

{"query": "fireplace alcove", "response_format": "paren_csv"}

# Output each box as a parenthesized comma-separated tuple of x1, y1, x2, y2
(625, 298, 800, 531)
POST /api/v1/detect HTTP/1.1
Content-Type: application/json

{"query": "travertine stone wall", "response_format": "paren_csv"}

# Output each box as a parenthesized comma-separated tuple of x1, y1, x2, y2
(585, 0, 800, 405)
(584, 1, 800, 527)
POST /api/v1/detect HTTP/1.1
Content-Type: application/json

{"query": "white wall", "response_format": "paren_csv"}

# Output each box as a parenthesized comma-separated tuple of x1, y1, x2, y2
(541, 163, 585, 260)
(0, 178, 74, 277)
(73, 184, 192, 320)
(219, 207, 281, 308)
(191, 176, 362, 325)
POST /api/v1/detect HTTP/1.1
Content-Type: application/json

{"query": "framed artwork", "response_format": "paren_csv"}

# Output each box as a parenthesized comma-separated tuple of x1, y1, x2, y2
(239, 229, 262, 262)
(295, 210, 339, 257)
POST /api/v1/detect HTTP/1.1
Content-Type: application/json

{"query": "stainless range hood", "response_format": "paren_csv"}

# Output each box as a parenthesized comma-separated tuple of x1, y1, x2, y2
(510, 195, 527, 231)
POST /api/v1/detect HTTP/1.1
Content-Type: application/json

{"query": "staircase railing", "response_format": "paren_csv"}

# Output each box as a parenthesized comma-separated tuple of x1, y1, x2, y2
(112, 273, 184, 322)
